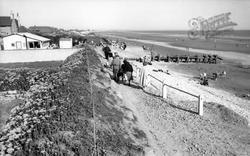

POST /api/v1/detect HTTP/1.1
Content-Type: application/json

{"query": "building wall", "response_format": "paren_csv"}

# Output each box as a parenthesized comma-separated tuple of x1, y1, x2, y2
(0, 27, 12, 36)
(0, 38, 3, 50)
(11, 19, 18, 34)
(3, 35, 27, 50)
(3, 34, 51, 50)
(59, 40, 72, 48)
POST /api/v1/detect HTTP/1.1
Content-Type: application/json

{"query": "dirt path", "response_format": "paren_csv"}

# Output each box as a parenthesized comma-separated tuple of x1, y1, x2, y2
(115, 83, 163, 156)
(115, 80, 250, 156)
(116, 83, 183, 156)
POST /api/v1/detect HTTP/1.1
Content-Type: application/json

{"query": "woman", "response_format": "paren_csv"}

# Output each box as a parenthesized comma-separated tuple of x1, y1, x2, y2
(110, 54, 121, 82)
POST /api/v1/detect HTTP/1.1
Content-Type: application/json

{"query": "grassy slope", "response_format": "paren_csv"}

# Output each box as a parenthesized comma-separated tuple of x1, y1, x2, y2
(0, 61, 63, 69)
(0, 61, 63, 132)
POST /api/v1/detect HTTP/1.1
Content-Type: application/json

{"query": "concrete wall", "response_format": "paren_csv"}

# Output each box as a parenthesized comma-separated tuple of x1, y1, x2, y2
(59, 40, 72, 49)
(0, 49, 78, 63)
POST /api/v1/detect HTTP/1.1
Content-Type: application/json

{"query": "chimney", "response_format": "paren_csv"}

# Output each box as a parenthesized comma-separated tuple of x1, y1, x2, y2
(10, 10, 14, 19)
(10, 11, 18, 34)
(17, 12, 20, 27)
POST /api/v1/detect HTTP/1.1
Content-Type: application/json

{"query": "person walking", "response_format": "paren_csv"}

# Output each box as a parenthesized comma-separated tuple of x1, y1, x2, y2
(121, 59, 133, 85)
(102, 45, 111, 60)
(110, 53, 121, 82)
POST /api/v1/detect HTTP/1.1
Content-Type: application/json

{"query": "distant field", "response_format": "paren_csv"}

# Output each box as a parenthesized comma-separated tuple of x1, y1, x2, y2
(129, 30, 250, 37)
(100, 30, 250, 54)
(0, 48, 78, 63)
(171, 39, 250, 54)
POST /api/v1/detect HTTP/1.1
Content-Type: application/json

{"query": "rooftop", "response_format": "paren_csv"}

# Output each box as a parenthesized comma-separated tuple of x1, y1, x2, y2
(18, 32, 51, 42)
(0, 16, 11, 27)
(3, 32, 51, 42)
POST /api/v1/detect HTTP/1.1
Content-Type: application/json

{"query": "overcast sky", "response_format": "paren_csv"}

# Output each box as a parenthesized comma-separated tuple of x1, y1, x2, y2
(0, 0, 249, 30)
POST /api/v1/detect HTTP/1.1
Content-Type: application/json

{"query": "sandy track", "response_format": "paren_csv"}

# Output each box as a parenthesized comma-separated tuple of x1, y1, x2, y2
(115, 83, 163, 156)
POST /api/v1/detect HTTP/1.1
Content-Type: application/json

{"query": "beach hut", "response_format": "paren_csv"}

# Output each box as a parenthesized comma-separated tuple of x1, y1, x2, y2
(59, 38, 72, 49)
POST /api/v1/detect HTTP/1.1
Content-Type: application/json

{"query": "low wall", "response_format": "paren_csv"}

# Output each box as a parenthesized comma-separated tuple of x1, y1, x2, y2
(0, 49, 78, 63)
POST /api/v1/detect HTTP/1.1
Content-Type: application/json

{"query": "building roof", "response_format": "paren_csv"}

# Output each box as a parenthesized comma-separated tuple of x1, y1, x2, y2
(3, 32, 50, 42)
(0, 16, 11, 27)
(18, 32, 50, 42)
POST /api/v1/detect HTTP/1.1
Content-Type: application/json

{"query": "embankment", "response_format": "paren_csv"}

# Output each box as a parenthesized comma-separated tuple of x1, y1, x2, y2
(0, 45, 149, 155)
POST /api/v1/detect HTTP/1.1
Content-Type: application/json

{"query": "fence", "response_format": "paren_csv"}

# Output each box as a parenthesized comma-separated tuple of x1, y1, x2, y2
(132, 63, 204, 116)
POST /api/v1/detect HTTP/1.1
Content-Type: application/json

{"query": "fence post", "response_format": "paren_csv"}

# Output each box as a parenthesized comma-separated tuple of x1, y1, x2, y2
(162, 84, 167, 99)
(139, 69, 143, 86)
(140, 68, 145, 87)
(162, 79, 168, 99)
(136, 68, 140, 78)
(145, 75, 150, 87)
(198, 95, 203, 116)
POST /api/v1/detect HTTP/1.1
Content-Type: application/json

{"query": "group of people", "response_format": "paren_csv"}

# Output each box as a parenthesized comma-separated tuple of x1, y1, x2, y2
(200, 70, 227, 86)
(110, 53, 133, 85)
(200, 73, 209, 86)
(102, 44, 133, 85)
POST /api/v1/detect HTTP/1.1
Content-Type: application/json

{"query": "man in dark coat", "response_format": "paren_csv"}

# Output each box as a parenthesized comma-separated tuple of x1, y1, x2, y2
(121, 59, 133, 85)
(102, 46, 111, 60)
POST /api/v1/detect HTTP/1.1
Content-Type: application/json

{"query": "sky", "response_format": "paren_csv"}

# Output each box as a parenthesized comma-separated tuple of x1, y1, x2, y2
(0, 0, 250, 30)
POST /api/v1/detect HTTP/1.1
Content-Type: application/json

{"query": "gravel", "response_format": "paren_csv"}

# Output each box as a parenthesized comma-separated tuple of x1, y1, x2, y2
(127, 86, 250, 156)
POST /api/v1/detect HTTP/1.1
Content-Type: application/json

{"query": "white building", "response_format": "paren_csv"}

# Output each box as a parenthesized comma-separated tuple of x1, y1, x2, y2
(59, 38, 72, 49)
(3, 32, 50, 50)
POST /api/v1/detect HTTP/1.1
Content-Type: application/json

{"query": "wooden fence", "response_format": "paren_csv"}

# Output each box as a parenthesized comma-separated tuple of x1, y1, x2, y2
(132, 64, 204, 116)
